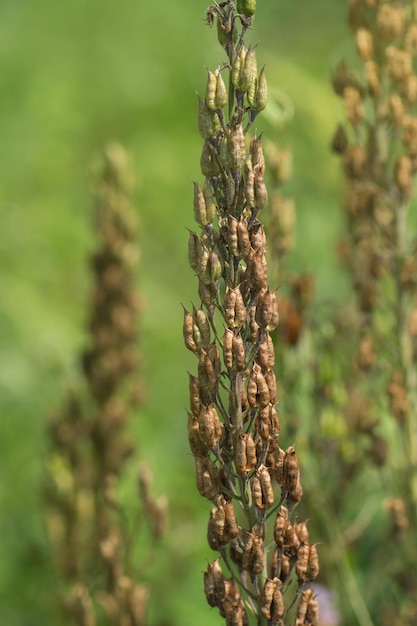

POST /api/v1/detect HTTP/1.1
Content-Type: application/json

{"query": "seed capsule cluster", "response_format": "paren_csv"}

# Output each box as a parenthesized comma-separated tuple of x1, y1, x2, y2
(185, 3, 319, 624)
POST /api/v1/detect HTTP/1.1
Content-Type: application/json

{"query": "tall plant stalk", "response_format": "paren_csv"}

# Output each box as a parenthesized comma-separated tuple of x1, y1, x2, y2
(184, 2, 320, 625)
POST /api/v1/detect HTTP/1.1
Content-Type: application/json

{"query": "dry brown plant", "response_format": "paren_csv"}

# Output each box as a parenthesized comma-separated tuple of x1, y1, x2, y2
(44, 144, 167, 626)
(183, 2, 320, 624)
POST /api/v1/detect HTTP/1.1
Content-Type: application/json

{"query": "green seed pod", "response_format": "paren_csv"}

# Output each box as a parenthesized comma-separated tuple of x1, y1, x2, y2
(237, 0, 256, 17)
(205, 70, 217, 111)
(200, 140, 221, 177)
(198, 95, 220, 139)
(240, 47, 257, 93)
(228, 124, 246, 170)
(231, 45, 247, 89)
(254, 66, 268, 111)
(215, 71, 228, 110)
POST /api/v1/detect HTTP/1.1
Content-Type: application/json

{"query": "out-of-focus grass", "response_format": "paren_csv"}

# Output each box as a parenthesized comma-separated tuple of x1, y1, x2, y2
(0, 1, 352, 624)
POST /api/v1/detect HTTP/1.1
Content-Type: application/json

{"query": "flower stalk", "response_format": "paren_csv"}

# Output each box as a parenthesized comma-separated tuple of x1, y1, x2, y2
(184, 3, 320, 625)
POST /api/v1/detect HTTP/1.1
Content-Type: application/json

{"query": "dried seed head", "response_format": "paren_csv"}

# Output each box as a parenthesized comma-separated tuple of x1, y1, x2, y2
(204, 559, 226, 607)
(271, 582, 285, 622)
(295, 542, 310, 582)
(250, 535, 264, 575)
(223, 328, 235, 371)
(258, 465, 275, 509)
(296, 589, 314, 623)
(261, 579, 275, 620)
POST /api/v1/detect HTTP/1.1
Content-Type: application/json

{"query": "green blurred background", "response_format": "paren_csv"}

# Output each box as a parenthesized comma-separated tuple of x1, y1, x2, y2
(0, 1, 352, 624)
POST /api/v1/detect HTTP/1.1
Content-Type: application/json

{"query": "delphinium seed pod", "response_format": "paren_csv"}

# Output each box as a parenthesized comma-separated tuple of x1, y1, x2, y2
(184, 3, 320, 625)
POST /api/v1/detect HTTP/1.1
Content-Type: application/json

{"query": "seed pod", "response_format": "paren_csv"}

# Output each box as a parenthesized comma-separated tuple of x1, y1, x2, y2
(224, 286, 247, 328)
(189, 374, 201, 417)
(188, 231, 200, 273)
(199, 278, 217, 308)
(250, 135, 265, 171)
(283, 445, 299, 493)
(198, 95, 220, 139)
(245, 164, 255, 206)
(254, 66, 268, 111)
(237, 217, 251, 257)
(231, 45, 247, 89)
(204, 559, 225, 607)
(188, 413, 209, 458)
(207, 510, 221, 550)
(215, 70, 228, 109)
(207, 250, 222, 283)
(280, 553, 290, 583)
(294, 520, 309, 545)
(231, 334, 245, 372)
(251, 475, 263, 508)
(228, 124, 246, 171)
(331, 123, 348, 154)
(241, 533, 254, 571)
(355, 28, 373, 61)
(256, 334, 275, 370)
(250, 535, 264, 575)
(256, 289, 279, 332)
(296, 542, 310, 582)
(258, 465, 274, 508)
(285, 520, 299, 553)
(261, 579, 275, 620)
(247, 249, 268, 290)
(201, 140, 221, 177)
(235, 430, 248, 476)
(240, 46, 257, 94)
(306, 597, 319, 626)
(202, 179, 216, 224)
(265, 370, 277, 405)
(198, 344, 221, 392)
(307, 544, 319, 581)
(193, 181, 208, 227)
(198, 404, 223, 449)
(223, 328, 234, 370)
(296, 589, 314, 623)
(274, 447, 285, 486)
(254, 172, 268, 210)
(195, 457, 219, 501)
(245, 433, 257, 471)
(206, 70, 217, 111)
(271, 582, 285, 621)
(228, 215, 239, 255)
(273, 506, 289, 548)
(237, 0, 256, 17)
(183, 307, 197, 352)
(250, 222, 266, 253)
(288, 471, 303, 509)
(224, 500, 239, 539)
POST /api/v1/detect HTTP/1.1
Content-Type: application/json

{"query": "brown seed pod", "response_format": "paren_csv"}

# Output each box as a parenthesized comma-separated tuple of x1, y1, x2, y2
(237, 217, 251, 258)
(228, 215, 239, 256)
(261, 578, 275, 620)
(224, 500, 239, 539)
(271, 581, 285, 622)
(250, 222, 266, 253)
(198, 404, 223, 449)
(295, 542, 309, 582)
(198, 95, 220, 139)
(250, 535, 264, 575)
(193, 180, 208, 227)
(294, 520, 309, 546)
(187, 412, 209, 458)
(247, 249, 268, 290)
(199, 278, 217, 308)
(207, 511, 221, 550)
(307, 544, 319, 581)
(279, 552, 291, 583)
(273, 506, 289, 548)
(296, 589, 314, 623)
(189, 373, 201, 417)
(250, 135, 265, 171)
(256, 289, 279, 332)
(306, 597, 319, 626)
(194, 307, 211, 347)
(284, 521, 300, 553)
(223, 328, 235, 370)
(241, 532, 254, 571)
(274, 447, 285, 486)
(256, 334, 275, 371)
(254, 171, 268, 211)
(245, 433, 257, 471)
(265, 370, 277, 405)
(183, 307, 198, 353)
(355, 28, 373, 61)
(283, 445, 299, 493)
(201, 139, 221, 177)
(231, 334, 245, 372)
(251, 474, 263, 508)
(235, 430, 248, 476)
(198, 344, 221, 392)
(258, 465, 274, 508)
(224, 286, 247, 328)
(195, 457, 219, 502)
(228, 124, 246, 171)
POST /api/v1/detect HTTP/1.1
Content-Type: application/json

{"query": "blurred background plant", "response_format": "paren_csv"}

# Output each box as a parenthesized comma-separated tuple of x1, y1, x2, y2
(1, 0, 416, 625)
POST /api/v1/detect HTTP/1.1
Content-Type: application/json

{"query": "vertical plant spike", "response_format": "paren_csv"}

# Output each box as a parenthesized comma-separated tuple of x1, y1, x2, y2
(185, 4, 320, 625)
(45, 144, 167, 626)
(332, 1, 417, 623)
